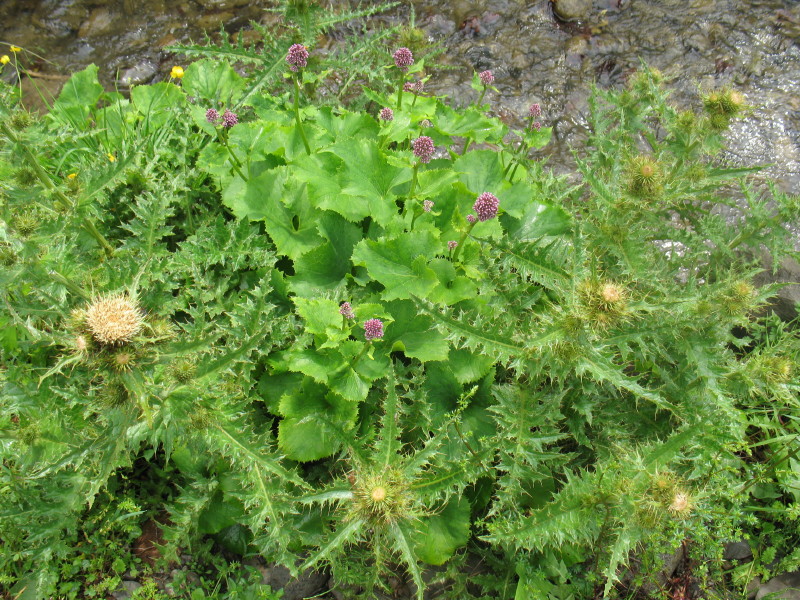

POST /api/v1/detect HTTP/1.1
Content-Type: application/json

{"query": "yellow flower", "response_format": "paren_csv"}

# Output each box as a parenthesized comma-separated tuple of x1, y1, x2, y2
(9, 46, 21, 53)
(67, 173, 77, 179)
(170, 65, 184, 79)
(0, 55, 9, 65)
(107, 154, 116, 163)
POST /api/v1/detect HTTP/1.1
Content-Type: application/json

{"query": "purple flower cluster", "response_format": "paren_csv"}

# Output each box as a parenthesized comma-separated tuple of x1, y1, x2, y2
(393, 47, 414, 71)
(222, 109, 238, 128)
(472, 192, 500, 221)
(287, 43, 309, 72)
(403, 80, 424, 94)
(412, 136, 435, 164)
(466, 214, 477, 224)
(206, 108, 238, 128)
(423, 200, 434, 213)
(479, 70, 494, 86)
(379, 107, 394, 122)
(529, 103, 542, 118)
(340, 302, 355, 320)
(447, 240, 458, 250)
(532, 121, 542, 131)
(364, 318, 384, 340)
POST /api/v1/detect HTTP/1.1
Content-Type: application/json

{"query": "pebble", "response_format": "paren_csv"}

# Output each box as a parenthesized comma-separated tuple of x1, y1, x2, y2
(552, 0, 592, 22)
(112, 580, 142, 600)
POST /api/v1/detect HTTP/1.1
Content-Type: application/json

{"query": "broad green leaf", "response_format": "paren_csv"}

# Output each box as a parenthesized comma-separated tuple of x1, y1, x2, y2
(385, 300, 449, 363)
(182, 58, 245, 103)
(427, 258, 479, 305)
(131, 82, 186, 129)
(294, 297, 350, 349)
(447, 348, 495, 384)
(278, 382, 358, 461)
(52, 64, 103, 130)
(453, 150, 505, 196)
(223, 169, 323, 260)
(412, 497, 471, 565)
(435, 104, 506, 142)
(198, 492, 246, 534)
(291, 212, 362, 296)
(321, 138, 411, 226)
(352, 233, 439, 300)
(214, 523, 252, 556)
(315, 106, 379, 142)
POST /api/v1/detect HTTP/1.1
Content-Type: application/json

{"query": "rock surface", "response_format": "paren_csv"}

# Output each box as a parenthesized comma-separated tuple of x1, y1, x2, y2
(259, 564, 329, 600)
(756, 571, 800, 600)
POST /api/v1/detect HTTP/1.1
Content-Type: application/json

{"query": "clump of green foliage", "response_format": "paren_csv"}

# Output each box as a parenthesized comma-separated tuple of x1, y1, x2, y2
(1, 7, 799, 600)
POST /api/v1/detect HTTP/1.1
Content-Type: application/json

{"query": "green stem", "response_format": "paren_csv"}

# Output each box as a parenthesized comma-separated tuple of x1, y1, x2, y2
(0, 121, 114, 257)
(476, 88, 486, 107)
(450, 220, 476, 263)
(293, 75, 312, 155)
(219, 133, 248, 181)
(49, 270, 90, 301)
(351, 340, 372, 370)
(396, 72, 405, 110)
(461, 137, 472, 155)
(409, 163, 418, 200)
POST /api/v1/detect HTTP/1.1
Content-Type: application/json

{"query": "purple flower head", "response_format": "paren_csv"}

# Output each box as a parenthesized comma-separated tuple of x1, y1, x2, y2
(466, 214, 477, 224)
(403, 81, 416, 93)
(222, 109, 238, 128)
(379, 107, 394, 122)
(340, 302, 355, 320)
(423, 200, 434, 213)
(479, 70, 494, 86)
(364, 318, 384, 340)
(447, 240, 458, 250)
(206, 108, 221, 125)
(393, 47, 414, 71)
(529, 103, 542, 118)
(412, 136, 435, 164)
(532, 121, 542, 131)
(287, 43, 309, 72)
(473, 192, 500, 221)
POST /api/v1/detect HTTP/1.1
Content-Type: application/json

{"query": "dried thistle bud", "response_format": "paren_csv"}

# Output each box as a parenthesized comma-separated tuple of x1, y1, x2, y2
(626, 155, 663, 199)
(668, 491, 693, 518)
(371, 486, 387, 502)
(85, 294, 144, 345)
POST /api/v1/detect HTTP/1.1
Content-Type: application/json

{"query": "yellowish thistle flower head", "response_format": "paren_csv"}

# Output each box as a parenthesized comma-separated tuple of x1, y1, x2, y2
(170, 65, 184, 79)
(9, 45, 21, 53)
(84, 294, 144, 345)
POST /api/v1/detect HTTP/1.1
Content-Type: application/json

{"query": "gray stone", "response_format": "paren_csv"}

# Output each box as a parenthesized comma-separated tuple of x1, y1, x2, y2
(78, 8, 114, 39)
(756, 571, 800, 600)
(118, 61, 157, 87)
(195, 0, 250, 9)
(749, 577, 763, 600)
(112, 580, 142, 600)
(553, 0, 592, 22)
(724, 540, 754, 561)
(754, 255, 800, 322)
(259, 564, 328, 600)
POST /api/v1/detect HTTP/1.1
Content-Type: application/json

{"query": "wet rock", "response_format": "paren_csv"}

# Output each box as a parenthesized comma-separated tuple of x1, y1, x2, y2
(32, 0, 88, 37)
(196, 11, 235, 31)
(748, 577, 762, 600)
(553, 0, 592, 22)
(724, 540, 754, 561)
(112, 580, 142, 600)
(78, 8, 114, 39)
(195, 0, 251, 9)
(754, 255, 800, 322)
(421, 13, 456, 38)
(259, 563, 328, 600)
(119, 60, 158, 86)
(756, 571, 800, 600)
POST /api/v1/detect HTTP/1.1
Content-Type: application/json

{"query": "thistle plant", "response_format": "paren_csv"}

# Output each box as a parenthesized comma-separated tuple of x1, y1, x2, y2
(0, 28, 797, 600)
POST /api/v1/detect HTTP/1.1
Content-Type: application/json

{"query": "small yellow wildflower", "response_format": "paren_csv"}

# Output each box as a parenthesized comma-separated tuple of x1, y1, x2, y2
(170, 65, 184, 79)
(67, 173, 77, 179)
(9, 46, 21, 53)
(0, 55, 9, 65)
(107, 154, 116, 163)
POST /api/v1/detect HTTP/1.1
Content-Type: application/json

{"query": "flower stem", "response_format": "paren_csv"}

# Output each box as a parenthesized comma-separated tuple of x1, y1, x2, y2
(293, 75, 312, 155)
(218, 131, 248, 181)
(451, 220, 476, 263)
(351, 340, 372, 370)
(476, 88, 486, 107)
(396, 73, 405, 110)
